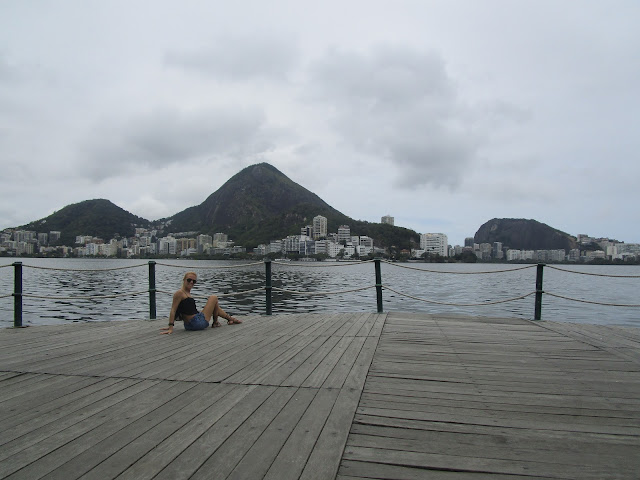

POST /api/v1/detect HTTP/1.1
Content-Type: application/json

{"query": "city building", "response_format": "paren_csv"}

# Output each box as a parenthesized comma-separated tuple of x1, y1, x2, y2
(381, 215, 394, 226)
(313, 215, 327, 239)
(337, 225, 351, 244)
(420, 233, 448, 257)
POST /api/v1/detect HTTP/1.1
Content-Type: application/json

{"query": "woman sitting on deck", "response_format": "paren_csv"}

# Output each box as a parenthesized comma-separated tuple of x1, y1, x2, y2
(160, 271, 242, 334)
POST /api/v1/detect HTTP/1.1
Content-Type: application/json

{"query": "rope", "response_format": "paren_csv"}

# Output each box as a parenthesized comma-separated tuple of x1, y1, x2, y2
(22, 263, 146, 272)
(381, 285, 536, 306)
(272, 285, 375, 296)
(272, 260, 374, 268)
(21, 290, 148, 300)
(156, 287, 264, 298)
(0, 294, 13, 299)
(0, 264, 12, 269)
(546, 265, 640, 278)
(381, 260, 536, 274)
(155, 261, 263, 270)
(544, 291, 640, 307)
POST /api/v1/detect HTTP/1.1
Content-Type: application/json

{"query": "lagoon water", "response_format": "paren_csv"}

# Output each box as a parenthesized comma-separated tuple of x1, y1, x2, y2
(1, 258, 638, 327)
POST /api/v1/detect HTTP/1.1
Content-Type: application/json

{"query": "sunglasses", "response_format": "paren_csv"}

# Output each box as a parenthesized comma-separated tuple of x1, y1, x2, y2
(185, 278, 197, 284)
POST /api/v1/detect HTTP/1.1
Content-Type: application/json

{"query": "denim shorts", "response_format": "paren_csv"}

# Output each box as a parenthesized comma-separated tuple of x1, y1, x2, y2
(184, 312, 208, 331)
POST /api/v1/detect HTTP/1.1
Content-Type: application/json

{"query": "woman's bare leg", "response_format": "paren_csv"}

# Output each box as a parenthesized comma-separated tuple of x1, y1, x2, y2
(202, 295, 241, 326)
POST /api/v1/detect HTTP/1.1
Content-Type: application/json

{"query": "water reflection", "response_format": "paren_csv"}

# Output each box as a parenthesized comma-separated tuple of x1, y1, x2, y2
(0, 259, 638, 327)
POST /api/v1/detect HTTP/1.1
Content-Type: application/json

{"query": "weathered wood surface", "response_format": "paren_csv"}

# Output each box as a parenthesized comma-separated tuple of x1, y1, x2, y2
(1, 312, 639, 479)
(340, 313, 640, 480)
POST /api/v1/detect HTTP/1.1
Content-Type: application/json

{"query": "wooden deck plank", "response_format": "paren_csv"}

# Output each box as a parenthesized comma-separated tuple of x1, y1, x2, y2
(263, 388, 341, 480)
(280, 336, 341, 387)
(69, 383, 236, 480)
(298, 385, 363, 480)
(187, 386, 299, 480)
(151, 385, 277, 480)
(337, 312, 640, 480)
(0, 378, 147, 452)
(0, 379, 163, 479)
(2, 311, 640, 479)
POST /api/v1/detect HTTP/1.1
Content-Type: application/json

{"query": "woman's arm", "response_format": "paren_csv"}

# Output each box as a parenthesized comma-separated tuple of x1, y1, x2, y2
(160, 291, 184, 335)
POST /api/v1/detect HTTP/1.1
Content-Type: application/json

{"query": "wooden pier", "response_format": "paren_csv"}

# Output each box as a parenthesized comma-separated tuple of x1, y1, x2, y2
(1, 312, 639, 479)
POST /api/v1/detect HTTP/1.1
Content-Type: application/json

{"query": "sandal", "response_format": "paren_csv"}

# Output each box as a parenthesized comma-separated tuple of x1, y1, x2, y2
(226, 314, 242, 325)
(211, 320, 222, 328)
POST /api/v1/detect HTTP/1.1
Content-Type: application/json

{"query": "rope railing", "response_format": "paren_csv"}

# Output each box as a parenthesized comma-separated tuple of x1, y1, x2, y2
(272, 285, 375, 296)
(544, 291, 640, 308)
(382, 260, 536, 274)
(155, 261, 263, 270)
(21, 263, 147, 272)
(546, 265, 640, 278)
(22, 291, 148, 300)
(272, 259, 374, 268)
(3, 258, 640, 327)
(156, 287, 264, 299)
(382, 285, 536, 307)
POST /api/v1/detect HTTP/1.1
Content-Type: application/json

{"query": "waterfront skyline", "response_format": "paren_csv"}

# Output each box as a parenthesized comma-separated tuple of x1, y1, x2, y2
(1, 1, 639, 246)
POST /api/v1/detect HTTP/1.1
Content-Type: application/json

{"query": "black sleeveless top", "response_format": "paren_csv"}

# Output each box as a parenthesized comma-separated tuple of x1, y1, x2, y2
(175, 297, 198, 320)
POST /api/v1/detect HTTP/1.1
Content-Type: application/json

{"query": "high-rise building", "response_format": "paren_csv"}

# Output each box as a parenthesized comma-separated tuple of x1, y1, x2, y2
(464, 237, 474, 247)
(420, 233, 448, 257)
(313, 215, 327, 239)
(197, 234, 212, 254)
(49, 231, 61, 243)
(381, 215, 394, 226)
(337, 225, 351, 245)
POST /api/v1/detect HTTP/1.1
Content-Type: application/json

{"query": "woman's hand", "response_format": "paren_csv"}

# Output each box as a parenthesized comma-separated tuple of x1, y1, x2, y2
(160, 325, 174, 335)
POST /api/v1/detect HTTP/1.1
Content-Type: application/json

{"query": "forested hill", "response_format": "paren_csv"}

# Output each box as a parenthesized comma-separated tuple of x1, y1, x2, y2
(474, 218, 578, 251)
(20, 199, 150, 246)
(163, 163, 419, 249)
(17, 164, 420, 250)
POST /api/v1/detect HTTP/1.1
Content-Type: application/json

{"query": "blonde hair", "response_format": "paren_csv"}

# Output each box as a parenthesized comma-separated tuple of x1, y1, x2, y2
(182, 271, 197, 283)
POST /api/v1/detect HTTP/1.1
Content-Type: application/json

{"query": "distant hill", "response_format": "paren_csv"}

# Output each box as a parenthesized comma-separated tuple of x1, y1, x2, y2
(474, 218, 578, 251)
(21, 199, 151, 246)
(16, 164, 420, 250)
(162, 163, 420, 249)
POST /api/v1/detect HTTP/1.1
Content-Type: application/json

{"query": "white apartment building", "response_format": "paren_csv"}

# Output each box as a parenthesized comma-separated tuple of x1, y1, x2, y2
(420, 233, 448, 257)
(337, 225, 351, 244)
(268, 240, 283, 255)
(359, 236, 373, 248)
(197, 234, 212, 254)
(381, 215, 394, 226)
(313, 215, 327, 239)
(506, 249, 522, 261)
(158, 236, 177, 255)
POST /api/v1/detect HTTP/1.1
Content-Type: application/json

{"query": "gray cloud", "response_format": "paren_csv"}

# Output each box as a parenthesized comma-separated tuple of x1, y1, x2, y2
(308, 46, 485, 189)
(164, 33, 299, 81)
(81, 106, 273, 181)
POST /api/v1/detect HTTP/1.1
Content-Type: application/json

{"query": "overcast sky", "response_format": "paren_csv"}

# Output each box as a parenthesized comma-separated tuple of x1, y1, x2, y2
(1, 1, 639, 246)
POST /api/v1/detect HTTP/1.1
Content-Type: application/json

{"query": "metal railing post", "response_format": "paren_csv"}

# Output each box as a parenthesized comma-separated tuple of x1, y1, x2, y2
(13, 262, 23, 327)
(265, 260, 272, 315)
(534, 263, 544, 320)
(374, 258, 383, 313)
(148, 261, 156, 320)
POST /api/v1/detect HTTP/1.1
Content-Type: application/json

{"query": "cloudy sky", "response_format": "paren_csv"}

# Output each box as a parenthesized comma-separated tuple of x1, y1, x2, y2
(1, 1, 639, 246)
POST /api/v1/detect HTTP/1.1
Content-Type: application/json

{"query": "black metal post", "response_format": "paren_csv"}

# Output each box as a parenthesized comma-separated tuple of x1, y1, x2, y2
(534, 263, 544, 320)
(148, 261, 156, 320)
(265, 260, 272, 316)
(13, 262, 23, 327)
(374, 258, 383, 313)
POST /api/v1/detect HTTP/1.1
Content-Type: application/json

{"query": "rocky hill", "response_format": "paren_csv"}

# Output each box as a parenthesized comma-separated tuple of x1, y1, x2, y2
(20, 199, 150, 246)
(18, 163, 420, 250)
(474, 218, 578, 251)
(164, 163, 419, 249)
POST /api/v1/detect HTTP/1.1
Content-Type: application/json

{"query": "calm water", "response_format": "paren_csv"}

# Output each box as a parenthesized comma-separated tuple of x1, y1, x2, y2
(0, 258, 638, 327)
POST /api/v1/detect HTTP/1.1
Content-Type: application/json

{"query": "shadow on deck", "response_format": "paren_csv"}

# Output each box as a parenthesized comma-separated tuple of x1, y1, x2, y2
(1, 312, 639, 479)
